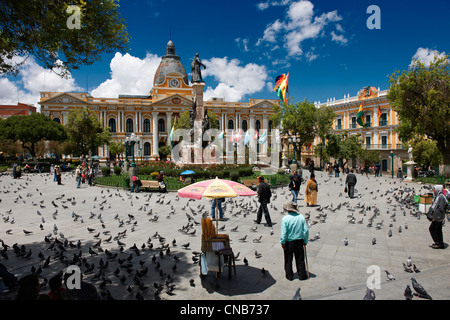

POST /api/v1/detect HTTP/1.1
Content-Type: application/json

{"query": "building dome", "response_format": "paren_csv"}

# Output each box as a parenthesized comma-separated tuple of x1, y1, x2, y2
(153, 40, 189, 87)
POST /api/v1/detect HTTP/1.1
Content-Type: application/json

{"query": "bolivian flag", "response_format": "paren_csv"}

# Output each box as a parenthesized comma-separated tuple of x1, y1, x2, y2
(357, 102, 366, 127)
(274, 73, 289, 103)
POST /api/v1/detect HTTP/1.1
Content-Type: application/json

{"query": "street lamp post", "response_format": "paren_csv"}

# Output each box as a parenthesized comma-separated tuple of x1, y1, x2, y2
(123, 133, 140, 168)
(389, 151, 396, 179)
(288, 134, 300, 171)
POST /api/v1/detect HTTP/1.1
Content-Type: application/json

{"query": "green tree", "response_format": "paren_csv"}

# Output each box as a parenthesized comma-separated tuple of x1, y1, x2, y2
(358, 149, 381, 171)
(65, 106, 111, 157)
(158, 145, 171, 161)
(387, 53, 450, 175)
(108, 141, 125, 161)
(0, 113, 67, 158)
(173, 109, 219, 130)
(0, 0, 129, 77)
(271, 99, 335, 161)
(326, 132, 363, 169)
(407, 137, 443, 169)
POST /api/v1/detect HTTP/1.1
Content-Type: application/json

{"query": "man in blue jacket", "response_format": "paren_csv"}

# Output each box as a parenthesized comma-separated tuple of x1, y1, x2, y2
(280, 201, 309, 281)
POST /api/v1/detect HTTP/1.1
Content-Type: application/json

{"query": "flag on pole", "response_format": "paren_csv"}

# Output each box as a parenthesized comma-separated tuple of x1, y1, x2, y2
(274, 73, 289, 103)
(378, 105, 382, 117)
(234, 129, 242, 142)
(254, 130, 259, 140)
(357, 101, 366, 127)
(244, 130, 250, 146)
(169, 115, 177, 147)
(258, 131, 267, 144)
(216, 131, 224, 141)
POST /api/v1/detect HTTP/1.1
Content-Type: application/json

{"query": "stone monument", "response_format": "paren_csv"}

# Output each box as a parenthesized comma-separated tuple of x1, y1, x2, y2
(404, 145, 416, 182)
(184, 53, 216, 164)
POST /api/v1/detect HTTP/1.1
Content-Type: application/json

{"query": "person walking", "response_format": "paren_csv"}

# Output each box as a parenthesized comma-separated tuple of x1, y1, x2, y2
(254, 176, 273, 227)
(211, 198, 224, 220)
(334, 162, 340, 177)
(345, 169, 357, 198)
(289, 175, 301, 203)
(304, 173, 318, 206)
(75, 165, 82, 189)
(427, 185, 448, 249)
(55, 165, 62, 185)
(280, 201, 309, 281)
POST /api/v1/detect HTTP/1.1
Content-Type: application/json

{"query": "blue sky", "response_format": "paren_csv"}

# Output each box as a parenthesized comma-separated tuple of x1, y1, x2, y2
(1, 0, 449, 109)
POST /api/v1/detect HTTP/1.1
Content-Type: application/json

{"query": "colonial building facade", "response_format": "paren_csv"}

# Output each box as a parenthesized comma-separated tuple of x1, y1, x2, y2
(310, 86, 407, 173)
(39, 40, 279, 163)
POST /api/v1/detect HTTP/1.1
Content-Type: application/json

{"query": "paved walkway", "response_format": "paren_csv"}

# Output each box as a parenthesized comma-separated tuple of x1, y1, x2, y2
(0, 170, 448, 300)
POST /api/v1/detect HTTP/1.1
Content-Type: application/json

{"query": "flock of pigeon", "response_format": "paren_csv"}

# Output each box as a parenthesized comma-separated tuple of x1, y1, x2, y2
(0, 170, 447, 300)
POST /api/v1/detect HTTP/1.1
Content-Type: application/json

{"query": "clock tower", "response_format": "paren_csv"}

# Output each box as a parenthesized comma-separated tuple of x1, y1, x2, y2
(150, 40, 192, 101)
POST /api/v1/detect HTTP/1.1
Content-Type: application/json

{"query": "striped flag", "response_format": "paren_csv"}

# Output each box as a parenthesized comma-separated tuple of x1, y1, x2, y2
(244, 130, 250, 146)
(274, 73, 289, 103)
(169, 115, 177, 147)
(357, 102, 366, 127)
(258, 131, 267, 144)
(216, 131, 224, 141)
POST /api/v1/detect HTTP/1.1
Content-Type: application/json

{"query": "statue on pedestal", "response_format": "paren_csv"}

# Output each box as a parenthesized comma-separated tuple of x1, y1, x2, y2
(191, 53, 206, 83)
(408, 145, 413, 161)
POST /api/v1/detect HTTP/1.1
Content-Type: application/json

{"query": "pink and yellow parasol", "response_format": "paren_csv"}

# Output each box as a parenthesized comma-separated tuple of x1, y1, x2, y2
(178, 177, 257, 234)
(178, 177, 256, 200)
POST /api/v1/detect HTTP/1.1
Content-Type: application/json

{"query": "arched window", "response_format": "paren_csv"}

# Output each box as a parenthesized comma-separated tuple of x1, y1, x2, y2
(108, 118, 116, 133)
(53, 118, 60, 124)
(126, 118, 133, 132)
(144, 142, 151, 156)
(268, 120, 273, 133)
(158, 119, 165, 132)
(228, 119, 234, 130)
(256, 120, 261, 132)
(242, 120, 248, 132)
(143, 119, 150, 132)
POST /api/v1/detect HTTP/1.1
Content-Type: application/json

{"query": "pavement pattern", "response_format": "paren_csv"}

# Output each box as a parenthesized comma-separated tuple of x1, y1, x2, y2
(0, 169, 449, 300)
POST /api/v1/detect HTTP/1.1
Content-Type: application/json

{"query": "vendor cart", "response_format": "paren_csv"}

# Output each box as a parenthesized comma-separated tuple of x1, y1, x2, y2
(200, 218, 236, 279)
(177, 177, 257, 279)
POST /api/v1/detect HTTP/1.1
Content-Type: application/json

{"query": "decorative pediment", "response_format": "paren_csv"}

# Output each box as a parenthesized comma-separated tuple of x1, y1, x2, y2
(250, 100, 277, 109)
(39, 93, 87, 105)
(151, 94, 192, 107)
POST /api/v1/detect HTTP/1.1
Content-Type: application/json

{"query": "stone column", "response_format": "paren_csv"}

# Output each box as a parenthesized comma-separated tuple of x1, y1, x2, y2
(192, 82, 205, 121)
(152, 112, 159, 158)
(166, 112, 172, 133)
(192, 82, 205, 163)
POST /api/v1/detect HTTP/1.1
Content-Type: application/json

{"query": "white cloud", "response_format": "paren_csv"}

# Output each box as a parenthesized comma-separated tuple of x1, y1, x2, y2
(201, 57, 269, 102)
(331, 31, 348, 45)
(90, 52, 161, 98)
(257, 0, 292, 10)
(256, 0, 345, 58)
(0, 56, 81, 111)
(257, 1, 270, 10)
(410, 47, 447, 67)
(235, 37, 250, 52)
